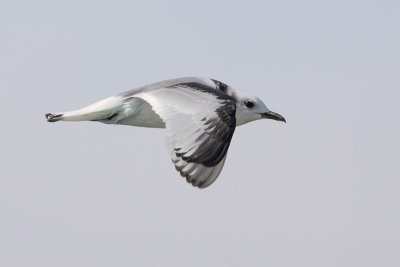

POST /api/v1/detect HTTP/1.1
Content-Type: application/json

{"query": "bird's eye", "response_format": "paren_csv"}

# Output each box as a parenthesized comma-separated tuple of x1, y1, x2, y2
(244, 100, 254, 108)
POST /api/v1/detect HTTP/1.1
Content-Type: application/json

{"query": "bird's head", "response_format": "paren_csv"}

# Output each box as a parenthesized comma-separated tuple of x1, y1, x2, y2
(233, 90, 286, 126)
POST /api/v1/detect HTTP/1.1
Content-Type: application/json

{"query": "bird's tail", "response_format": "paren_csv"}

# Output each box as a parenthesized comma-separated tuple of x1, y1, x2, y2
(45, 96, 123, 123)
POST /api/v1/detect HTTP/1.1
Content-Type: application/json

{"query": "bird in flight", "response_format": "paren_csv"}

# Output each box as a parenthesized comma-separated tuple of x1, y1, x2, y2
(46, 77, 285, 188)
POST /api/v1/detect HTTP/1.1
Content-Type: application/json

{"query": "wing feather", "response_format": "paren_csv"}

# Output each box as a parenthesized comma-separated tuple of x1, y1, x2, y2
(134, 81, 236, 188)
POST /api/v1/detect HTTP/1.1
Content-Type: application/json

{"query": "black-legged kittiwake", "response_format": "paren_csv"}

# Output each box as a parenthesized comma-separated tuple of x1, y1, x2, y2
(46, 77, 285, 188)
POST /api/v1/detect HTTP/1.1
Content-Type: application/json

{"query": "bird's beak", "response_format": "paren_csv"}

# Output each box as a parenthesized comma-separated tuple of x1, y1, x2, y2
(261, 111, 286, 123)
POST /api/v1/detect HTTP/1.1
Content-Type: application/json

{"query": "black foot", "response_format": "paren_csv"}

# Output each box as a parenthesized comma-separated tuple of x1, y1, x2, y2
(45, 113, 63, 122)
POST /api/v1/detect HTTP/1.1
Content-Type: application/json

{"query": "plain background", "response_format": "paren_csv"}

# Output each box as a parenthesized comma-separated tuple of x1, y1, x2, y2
(1, 0, 399, 266)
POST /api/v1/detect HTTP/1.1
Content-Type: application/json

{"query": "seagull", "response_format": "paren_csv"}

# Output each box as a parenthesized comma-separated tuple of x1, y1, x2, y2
(46, 77, 285, 188)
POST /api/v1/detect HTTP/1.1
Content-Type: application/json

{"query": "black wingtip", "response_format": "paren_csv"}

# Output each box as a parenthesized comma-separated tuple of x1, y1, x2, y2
(45, 113, 63, 122)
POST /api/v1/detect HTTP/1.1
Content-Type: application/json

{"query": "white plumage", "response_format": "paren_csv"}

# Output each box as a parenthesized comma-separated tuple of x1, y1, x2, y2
(46, 77, 285, 188)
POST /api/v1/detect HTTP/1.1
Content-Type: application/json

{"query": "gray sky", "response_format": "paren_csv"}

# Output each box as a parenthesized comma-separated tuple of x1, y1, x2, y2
(1, 0, 399, 266)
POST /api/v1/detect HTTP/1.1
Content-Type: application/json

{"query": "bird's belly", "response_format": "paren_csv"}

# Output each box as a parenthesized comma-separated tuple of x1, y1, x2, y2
(117, 98, 166, 128)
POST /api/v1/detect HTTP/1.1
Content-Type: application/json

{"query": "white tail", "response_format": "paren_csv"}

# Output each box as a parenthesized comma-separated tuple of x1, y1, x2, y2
(45, 96, 123, 123)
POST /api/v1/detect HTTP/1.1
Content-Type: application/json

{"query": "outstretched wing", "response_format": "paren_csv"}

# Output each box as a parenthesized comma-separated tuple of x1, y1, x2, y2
(134, 81, 236, 188)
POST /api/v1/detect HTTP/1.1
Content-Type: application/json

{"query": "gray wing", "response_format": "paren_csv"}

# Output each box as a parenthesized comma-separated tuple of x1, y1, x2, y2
(134, 81, 236, 188)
